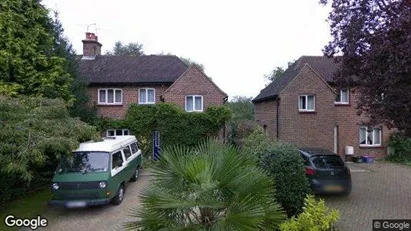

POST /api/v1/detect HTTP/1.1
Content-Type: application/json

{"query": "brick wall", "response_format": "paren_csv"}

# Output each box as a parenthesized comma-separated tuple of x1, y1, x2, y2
(279, 65, 336, 151)
(254, 99, 278, 139)
(254, 65, 394, 158)
(335, 88, 393, 158)
(162, 66, 227, 109)
(88, 85, 169, 119)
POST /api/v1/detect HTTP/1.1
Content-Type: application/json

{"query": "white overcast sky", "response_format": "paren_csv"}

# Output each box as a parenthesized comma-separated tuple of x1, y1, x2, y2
(42, 0, 331, 100)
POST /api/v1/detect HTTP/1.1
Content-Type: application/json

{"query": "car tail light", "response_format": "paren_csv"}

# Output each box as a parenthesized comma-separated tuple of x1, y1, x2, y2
(305, 167, 315, 176)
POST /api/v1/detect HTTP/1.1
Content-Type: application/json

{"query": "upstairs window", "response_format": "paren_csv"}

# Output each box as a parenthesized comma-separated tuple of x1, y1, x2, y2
(139, 88, 155, 104)
(186, 95, 203, 112)
(98, 89, 122, 105)
(360, 127, 382, 146)
(335, 89, 349, 104)
(298, 95, 315, 112)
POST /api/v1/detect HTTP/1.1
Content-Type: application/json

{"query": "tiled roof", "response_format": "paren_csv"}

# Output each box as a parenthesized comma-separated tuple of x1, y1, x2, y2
(253, 56, 340, 103)
(79, 55, 188, 84)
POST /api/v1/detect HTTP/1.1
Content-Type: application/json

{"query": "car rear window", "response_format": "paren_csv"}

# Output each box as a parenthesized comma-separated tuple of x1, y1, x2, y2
(310, 155, 344, 168)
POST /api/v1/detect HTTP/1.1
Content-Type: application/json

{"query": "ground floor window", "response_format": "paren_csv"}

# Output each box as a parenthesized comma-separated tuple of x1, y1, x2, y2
(106, 129, 130, 137)
(359, 127, 381, 146)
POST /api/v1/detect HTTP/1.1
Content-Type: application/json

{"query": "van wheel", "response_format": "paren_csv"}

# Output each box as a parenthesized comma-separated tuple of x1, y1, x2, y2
(131, 166, 139, 182)
(111, 184, 125, 205)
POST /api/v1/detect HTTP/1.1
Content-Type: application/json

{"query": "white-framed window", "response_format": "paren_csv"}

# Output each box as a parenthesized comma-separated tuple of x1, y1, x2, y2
(139, 88, 155, 104)
(298, 95, 315, 112)
(185, 95, 203, 112)
(98, 88, 122, 105)
(359, 127, 382, 147)
(335, 89, 349, 104)
(106, 129, 130, 137)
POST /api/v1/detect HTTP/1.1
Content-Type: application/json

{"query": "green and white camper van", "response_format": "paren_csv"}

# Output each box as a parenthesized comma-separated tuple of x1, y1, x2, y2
(49, 136, 142, 208)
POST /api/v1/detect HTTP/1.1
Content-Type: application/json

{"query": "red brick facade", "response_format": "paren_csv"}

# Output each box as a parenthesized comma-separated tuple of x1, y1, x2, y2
(88, 66, 227, 119)
(255, 64, 393, 158)
(162, 66, 227, 109)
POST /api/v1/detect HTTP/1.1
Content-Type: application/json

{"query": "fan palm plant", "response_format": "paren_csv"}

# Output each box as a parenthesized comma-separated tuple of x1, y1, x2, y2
(124, 139, 286, 231)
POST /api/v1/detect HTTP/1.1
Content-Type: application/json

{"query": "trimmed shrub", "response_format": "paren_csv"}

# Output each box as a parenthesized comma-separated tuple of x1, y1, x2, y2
(259, 142, 312, 217)
(280, 194, 340, 231)
(387, 132, 411, 163)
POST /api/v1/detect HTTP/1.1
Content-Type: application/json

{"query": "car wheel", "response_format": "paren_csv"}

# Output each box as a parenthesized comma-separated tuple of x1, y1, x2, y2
(111, 184, 125, 205)
(131, 166, 139, 182)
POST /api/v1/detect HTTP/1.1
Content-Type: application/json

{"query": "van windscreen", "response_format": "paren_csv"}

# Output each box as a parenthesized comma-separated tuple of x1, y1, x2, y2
(58, 152, 109, 173)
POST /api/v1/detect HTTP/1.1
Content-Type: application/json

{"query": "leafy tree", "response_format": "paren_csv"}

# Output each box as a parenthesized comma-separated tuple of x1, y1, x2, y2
(228, 96, 254, 121)
(320, 0, 411, 136)
(106, 41, 144, 56)
(125, 139, 286, 230)
(0, 96, 100, 203)
(50, 12, 97, 124)
(265, 61, 294, 83)
(0, 0, 73, 101)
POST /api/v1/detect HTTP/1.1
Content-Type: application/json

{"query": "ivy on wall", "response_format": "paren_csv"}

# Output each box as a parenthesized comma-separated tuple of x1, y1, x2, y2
(98, 103, 232, 156)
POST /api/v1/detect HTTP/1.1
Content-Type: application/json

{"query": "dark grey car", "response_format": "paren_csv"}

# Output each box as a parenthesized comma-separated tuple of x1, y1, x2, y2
(300, 148, 352, 195)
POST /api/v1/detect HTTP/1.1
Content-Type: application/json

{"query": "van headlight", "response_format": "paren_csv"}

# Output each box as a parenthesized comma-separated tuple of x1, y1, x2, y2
(52, 183, 59, 190)
(99, 181, 107, 188)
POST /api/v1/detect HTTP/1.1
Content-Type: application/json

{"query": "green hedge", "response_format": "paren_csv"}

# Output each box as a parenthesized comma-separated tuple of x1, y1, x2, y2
(387, 132, 411, 163)
(98, 103, 232, 157)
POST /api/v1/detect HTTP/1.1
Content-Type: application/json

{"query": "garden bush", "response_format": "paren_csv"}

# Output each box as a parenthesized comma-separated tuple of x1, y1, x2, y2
(280, 195, 340, 231)
(99, 103, 232, 157)
(259, 142, 312, 217)
(241, 126, 272, 163)
(0, 96, 100, 204)
(125, 139, 286, 230)
(387, 132, 411, 163)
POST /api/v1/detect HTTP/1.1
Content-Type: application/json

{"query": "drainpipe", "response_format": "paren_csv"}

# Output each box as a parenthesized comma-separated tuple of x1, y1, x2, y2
(276, 97, 280, 139)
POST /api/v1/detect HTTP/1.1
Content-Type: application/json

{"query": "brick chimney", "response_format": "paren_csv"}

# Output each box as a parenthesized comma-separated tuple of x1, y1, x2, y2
(82, 32, 102, 59)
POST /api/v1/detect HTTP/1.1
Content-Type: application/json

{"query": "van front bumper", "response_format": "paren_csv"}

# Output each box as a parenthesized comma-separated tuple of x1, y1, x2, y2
(49, 198, 111, 207)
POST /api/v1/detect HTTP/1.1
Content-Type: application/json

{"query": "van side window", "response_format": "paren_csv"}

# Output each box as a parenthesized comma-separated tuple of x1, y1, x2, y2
(112, 151, 123, 169)
(130, 142, 139, 154)
(123, 146, 132, 159)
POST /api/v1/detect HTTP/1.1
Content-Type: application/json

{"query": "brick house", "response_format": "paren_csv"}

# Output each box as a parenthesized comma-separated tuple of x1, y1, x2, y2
(253, 56, 393, 158)
(78, 32, 228, 136)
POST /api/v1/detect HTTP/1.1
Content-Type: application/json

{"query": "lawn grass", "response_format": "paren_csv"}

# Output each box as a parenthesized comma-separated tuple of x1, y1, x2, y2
(0, 188, 52, 231)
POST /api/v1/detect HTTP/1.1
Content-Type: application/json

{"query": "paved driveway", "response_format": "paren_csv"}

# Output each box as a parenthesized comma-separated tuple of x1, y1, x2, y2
(324, 162, 411, 231)
(37, 171, 151, 231)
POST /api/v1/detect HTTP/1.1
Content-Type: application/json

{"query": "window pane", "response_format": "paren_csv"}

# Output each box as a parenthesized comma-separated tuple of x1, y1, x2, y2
(130, 143, 138, 154)
(341, 89, 348, 103)
(139, 89, 146, 103)
(112, 151, 123, 169)
(299, 96, 306, 110)
(367, 128, 373, 145)
(147, 89, 155, 103)
(107, 89, 114, 103)
(360, 128, 366, 144)
(123, 129, 129, 135)
(107, 130, 115, 137)
(115, 90, 122, 103)
(373, 128, 381, 145)
(307, 96, 315, 110)
(195, 96, 202, 111)
(99, 90, 106, 103)
(123, 146, 132, 159)
(116, 129, 123, 136)
(186, 96, 193, 111)
(335, 91, 341, 102)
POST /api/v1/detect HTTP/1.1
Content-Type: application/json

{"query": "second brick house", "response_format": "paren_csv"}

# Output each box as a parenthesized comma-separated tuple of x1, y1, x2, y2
(253, 56, 393, 158)
(78, 32, 227, 137)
